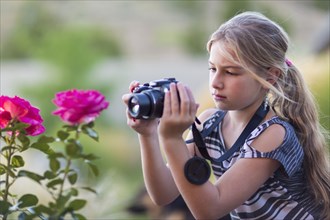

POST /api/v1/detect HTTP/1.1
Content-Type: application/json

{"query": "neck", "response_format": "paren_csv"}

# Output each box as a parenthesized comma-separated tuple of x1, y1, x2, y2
(226, 100, 265, 129)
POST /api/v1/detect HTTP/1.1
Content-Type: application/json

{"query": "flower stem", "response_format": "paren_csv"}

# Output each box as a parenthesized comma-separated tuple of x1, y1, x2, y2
(58, 157, 71, 200)
(2, 132, 16, 220)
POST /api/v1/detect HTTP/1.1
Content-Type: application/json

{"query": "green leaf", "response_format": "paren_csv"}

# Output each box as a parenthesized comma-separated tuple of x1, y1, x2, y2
(57, 194, 71, 209)
(49, 158, 60, 173)
(86, 162, 99, 177)
(38, 135, 55, 144)
(18, 170, 44, 183)
(17, 134, 30, 150)
(31, 142, 52, 154)
(0, 164, 16, 178)
(68, 172, 78, 185)
(0, 165, 6, 175)
(81, 126, 98, 141)
(18, 194, 38, 208)
(63, 125, 78, 132)
(73, 213, 87, 220)
(68, 199, 86, 211)
(0, 200, 12, 215)
(48, 152, 65, 159)
(12, 122, 30, 131)
(81, 153, 99, 161)
(1, 122, 28, 133)
(32, 204, 53, 215)
(80, 186, 97, 194)
(65, 140, 82, 157)
(46, 178, 63, 189)
(70, 188, 79, 197)
(57, 130, 70, 141)
(12, 155, 25, 168)
(44, 170, 57, 179)
(86, 121, 95, 128)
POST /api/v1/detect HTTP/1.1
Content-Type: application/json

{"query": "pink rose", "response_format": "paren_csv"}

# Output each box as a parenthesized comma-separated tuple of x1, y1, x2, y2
(0, 96, 45, 136)
(52, 89, 109, 125)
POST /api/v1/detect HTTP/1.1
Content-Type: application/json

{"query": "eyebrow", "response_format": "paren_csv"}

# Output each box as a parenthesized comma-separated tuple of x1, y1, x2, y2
(208, 61, 243, 69)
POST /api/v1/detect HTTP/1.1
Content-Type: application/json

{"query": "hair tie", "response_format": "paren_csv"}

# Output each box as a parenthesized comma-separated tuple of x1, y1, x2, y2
(285, 58, 293, 67)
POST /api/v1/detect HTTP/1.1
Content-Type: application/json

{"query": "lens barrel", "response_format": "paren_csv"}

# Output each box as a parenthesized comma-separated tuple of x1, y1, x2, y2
(128, 94, 152, 119)
(128, 90, 164, 119)
(128, 78, 176, 119)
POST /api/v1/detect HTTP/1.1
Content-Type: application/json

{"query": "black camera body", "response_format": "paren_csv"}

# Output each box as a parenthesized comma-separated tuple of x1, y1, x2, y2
(128, 78, 178, 119)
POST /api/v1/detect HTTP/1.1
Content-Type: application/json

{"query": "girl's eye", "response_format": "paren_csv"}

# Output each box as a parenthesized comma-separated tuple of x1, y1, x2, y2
(208, 67, 216, 72)
(226, 70, 237, 75)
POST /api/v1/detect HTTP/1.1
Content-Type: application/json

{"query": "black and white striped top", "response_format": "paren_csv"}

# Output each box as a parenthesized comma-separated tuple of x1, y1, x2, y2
(200, 111, 322, 220)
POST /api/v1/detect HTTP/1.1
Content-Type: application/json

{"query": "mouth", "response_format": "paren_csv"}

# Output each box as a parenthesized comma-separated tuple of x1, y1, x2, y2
(212, 93, 226, 101)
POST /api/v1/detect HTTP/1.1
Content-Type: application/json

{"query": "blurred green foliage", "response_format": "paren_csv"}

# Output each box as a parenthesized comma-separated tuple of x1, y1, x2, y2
(164, 1, 292, 56)
(1, 2, 122, 61)
(1, 2, 123, 129)
(307, 54, 330, 133)
(311, 0, 330, 11)
(221, 1, 292, 35)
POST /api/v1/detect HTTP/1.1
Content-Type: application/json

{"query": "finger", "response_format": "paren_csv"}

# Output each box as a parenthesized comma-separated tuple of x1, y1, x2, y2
(129, 81, 140, 93)
(162, 88, 171, 117)
(185, 86, 199, 115)
(177, 83, 190, 114)
(122, 93, 131, 105)
(125, 108, 134, 124)
(170, 83, 179, 114)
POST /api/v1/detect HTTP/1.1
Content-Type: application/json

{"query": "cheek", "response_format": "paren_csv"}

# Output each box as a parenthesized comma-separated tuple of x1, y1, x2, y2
(232, 79, 261, 97)
(241, 82, 264, 99)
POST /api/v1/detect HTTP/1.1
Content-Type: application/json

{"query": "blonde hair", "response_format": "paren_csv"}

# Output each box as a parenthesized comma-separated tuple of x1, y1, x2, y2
(207, 11, 330, 218)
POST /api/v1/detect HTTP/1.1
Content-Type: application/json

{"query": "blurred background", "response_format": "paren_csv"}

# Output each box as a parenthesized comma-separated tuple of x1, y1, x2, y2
(1, 0, 329, 219)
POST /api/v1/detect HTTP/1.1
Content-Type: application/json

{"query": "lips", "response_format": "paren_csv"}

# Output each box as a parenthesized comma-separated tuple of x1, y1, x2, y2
(212, 93, 226, 101)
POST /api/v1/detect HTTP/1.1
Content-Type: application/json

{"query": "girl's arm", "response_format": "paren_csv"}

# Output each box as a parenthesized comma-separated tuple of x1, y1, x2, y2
(138, 132, 180, 205)
(122, 82, 181, 205)
(159, 83, 282, 219)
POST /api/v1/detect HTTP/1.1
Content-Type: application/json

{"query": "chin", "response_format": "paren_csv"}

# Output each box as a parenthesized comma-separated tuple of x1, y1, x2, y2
(214, 102, 230, 111)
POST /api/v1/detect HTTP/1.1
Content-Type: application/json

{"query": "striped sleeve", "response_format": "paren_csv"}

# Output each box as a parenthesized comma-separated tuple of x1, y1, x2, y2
(239, 117, 304, 177)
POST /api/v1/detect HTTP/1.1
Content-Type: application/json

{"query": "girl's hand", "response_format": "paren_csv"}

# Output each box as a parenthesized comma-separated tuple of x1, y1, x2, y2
(122, 81, 159, 136)
(159, 82, 199, 140)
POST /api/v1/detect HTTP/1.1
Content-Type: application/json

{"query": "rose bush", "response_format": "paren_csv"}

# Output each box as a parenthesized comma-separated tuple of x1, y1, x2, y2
(0, 90, 109, 220)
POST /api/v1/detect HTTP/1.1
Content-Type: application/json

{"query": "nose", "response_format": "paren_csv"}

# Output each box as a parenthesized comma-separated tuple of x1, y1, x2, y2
(210, 72, 224, 90)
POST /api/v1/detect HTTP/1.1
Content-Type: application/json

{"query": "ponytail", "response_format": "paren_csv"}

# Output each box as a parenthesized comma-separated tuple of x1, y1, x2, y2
(271, 64, 330, 219)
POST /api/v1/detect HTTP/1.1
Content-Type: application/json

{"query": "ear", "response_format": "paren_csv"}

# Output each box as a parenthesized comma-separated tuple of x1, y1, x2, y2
(265, 67, 281, 85)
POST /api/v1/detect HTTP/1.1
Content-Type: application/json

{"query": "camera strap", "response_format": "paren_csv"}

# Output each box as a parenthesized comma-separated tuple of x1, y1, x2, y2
(187, 102, 269, 164)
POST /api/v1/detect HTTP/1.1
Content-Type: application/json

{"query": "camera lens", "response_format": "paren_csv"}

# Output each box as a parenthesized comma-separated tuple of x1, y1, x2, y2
(129, 97, 140, 115)
(128, 94, 152, 119)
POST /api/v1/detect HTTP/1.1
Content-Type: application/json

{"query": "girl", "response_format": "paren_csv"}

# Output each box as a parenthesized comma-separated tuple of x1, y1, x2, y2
(123, 11, 330, 219)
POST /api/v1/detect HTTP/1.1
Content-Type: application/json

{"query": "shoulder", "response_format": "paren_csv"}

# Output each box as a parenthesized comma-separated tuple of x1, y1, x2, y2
(242, 117, 304, 176)
(248, 116, 303, 153)
(250, 121, 286, 152)
(198, 108, 220, 122)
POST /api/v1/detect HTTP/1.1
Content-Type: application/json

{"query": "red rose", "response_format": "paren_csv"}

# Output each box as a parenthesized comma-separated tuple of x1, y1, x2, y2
(0, 96, 45, 136)
(52, 89, 109, 125)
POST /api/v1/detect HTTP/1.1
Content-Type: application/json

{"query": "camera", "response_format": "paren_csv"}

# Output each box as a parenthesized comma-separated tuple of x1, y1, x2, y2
(128, 78, 178, 119)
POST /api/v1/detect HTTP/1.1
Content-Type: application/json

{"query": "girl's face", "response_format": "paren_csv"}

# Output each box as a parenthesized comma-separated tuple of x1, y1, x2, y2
(208, 41, 265, 111)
